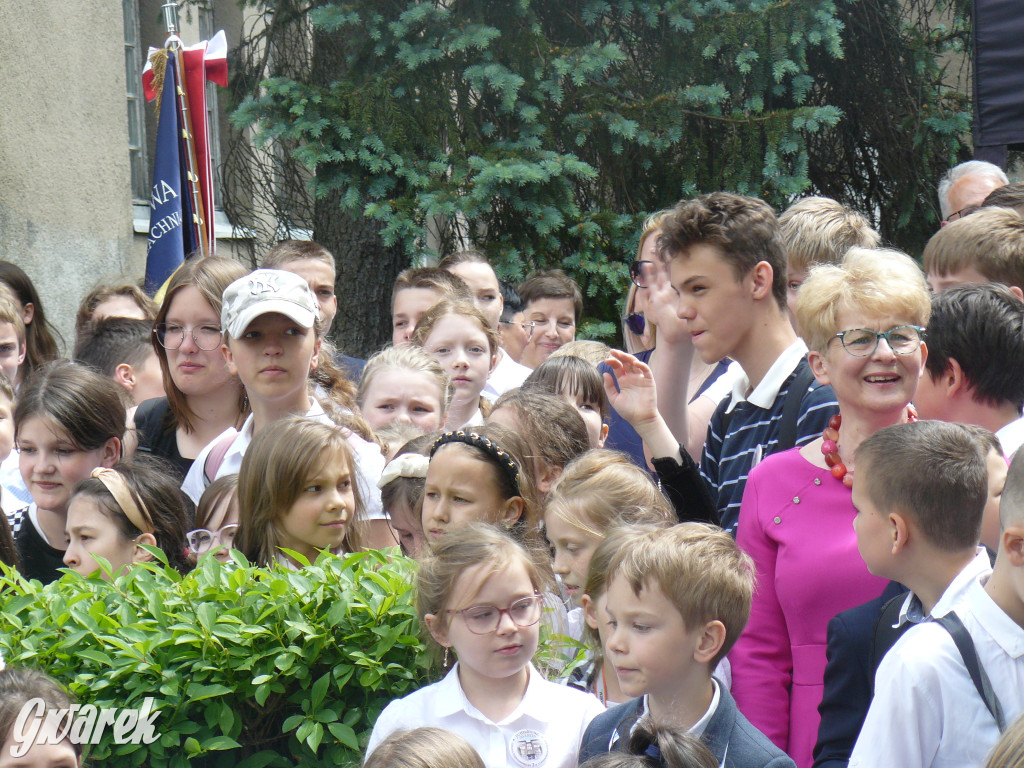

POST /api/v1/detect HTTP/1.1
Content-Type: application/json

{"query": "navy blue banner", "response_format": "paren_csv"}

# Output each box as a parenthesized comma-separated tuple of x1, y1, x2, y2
(146, 51, 195, 294)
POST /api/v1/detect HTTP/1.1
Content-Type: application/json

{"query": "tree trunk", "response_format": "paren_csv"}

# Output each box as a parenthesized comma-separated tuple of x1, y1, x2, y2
(314, 198, 408, 358)
(310, 15, 409, 358)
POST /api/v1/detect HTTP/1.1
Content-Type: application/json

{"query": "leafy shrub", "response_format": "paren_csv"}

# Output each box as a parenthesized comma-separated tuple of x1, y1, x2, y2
(0, 550, 426, 768)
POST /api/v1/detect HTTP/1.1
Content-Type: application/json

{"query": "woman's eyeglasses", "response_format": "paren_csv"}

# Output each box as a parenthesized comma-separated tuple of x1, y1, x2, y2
(153, 323, 224, 351)
(448, 594, 543, 635)
(833, 325, 925, 358)
(499, 320, 537, 341)
(186, 524, 238, 555)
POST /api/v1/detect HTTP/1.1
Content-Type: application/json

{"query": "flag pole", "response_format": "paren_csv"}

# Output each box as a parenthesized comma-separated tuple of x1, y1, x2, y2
(161, 0, 208, 257)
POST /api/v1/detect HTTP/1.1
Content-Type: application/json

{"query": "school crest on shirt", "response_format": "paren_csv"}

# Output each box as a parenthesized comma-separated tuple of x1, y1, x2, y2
(510, 728, 547, 766)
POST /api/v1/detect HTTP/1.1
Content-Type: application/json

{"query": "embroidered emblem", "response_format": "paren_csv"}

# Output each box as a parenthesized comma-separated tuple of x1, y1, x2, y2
(510, 728, 548, 766)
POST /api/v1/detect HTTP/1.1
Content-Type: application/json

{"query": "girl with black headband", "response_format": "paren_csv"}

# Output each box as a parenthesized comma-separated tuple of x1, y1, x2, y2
(421, 423, 541, 549)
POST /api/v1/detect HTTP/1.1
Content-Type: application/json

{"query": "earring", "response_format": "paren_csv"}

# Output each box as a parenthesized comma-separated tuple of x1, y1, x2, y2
(443, 648, 450, 667)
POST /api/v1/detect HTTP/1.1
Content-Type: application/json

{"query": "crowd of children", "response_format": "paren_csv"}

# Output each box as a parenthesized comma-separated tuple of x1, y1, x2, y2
(4, 174, 1024, 767)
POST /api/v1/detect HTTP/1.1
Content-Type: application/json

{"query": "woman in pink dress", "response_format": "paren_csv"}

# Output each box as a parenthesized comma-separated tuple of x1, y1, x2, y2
(730, 246, 932, 768)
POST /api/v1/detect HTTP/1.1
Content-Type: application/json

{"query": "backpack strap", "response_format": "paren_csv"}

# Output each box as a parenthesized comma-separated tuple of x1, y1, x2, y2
(777, 364, 816, 453)
(936, 612, 1007, 732)
(870, 593, 912, 694)
(203, 432, 239, 488)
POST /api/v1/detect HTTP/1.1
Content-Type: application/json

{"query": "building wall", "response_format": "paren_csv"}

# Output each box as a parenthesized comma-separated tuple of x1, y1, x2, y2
(0, 3, 138, 347)
(0, 2, 253, 348)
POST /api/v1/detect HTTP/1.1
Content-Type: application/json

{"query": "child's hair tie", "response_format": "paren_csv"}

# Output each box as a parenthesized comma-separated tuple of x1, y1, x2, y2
(430, 430, 521, 496)
(377, 453, 430, 488)
(91, 468, 154, 534)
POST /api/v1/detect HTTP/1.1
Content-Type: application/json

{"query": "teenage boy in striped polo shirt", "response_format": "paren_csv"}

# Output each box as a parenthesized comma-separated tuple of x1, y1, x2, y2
(658, 192, 838, 533)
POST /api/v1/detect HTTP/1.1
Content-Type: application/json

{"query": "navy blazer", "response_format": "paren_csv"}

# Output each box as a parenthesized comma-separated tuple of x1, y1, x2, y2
(578, 685, 795, 768)
(812, 580, 907, 768)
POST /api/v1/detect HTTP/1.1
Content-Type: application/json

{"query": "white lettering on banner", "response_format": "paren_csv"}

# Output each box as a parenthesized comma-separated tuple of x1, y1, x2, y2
(150, 180, 179, 208)
(149, 211, 183, 244)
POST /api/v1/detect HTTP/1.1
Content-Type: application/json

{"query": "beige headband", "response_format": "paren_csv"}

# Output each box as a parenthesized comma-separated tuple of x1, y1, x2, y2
(90, 468, 154, 534)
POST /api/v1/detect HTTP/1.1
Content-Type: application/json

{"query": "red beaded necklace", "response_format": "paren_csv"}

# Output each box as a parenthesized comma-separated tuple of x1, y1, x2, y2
(821, 408, 917, 488)
(821, 414, 852, 487)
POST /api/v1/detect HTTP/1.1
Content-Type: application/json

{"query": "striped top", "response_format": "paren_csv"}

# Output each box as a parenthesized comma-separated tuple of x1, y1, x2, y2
(701, 348, 838, 534)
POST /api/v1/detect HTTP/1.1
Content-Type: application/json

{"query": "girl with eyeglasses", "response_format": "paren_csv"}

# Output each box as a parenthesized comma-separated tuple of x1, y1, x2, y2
(729, 246, 932, 768)
(187, 473, 239, 564)
(366, 522, 604, 768)
(130, 257, 249, 481)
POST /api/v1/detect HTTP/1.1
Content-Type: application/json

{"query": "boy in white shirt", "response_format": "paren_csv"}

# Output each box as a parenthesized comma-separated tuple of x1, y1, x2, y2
(850, 421, 1024, 768)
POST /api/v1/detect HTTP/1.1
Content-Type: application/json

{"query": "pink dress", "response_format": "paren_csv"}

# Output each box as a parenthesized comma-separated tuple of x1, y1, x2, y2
(730, 447, 887, 768)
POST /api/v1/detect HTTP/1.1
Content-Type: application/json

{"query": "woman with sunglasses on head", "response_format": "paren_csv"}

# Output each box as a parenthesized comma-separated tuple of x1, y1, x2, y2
(129, 257, 250, 481)
(729, 247, 931, 768)
(603, 214, 737, 468)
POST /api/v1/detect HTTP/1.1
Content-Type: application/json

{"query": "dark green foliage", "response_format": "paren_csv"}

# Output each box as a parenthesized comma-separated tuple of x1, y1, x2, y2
(0, 551, 425, 768)
(228, 0, 844, 345)
(225, 0, 970, 348)
(803, 0, 972, 255)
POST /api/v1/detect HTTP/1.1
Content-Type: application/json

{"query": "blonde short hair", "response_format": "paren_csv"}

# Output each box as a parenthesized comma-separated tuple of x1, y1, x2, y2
(796, 247, 931, 354)
(0, 294, 25, 344)
(357, 344, 454, 416)
(985, 712, 1024, 768)
(364, 727, 485, 768)
(608, 522, 754, 666)
(546, 450, 672, 539)
(551, 339, 612, 366)
(410, 298, 498, 355)
(780, 197, 880, 273)
(922, 207, 1024, 290)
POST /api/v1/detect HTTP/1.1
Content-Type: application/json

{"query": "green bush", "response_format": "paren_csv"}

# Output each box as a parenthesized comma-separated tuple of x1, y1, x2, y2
(0, 550, 427, 768)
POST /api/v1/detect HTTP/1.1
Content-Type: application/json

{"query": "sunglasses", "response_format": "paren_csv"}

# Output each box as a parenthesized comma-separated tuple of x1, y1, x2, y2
(629, 260, 656, 288)
(624, 313, 646, 336)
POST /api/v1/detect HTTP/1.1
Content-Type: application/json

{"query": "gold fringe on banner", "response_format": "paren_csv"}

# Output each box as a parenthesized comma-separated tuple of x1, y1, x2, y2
(148, 48, 169, 114)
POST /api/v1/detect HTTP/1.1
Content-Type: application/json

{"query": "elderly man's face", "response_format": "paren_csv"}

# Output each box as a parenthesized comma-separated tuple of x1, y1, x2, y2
(943, 174, 1005, 225)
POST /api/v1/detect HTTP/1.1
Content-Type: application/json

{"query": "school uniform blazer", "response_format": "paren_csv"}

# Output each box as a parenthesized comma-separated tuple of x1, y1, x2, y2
(812, 581, 907, 768)
(577, 685, 796, 768)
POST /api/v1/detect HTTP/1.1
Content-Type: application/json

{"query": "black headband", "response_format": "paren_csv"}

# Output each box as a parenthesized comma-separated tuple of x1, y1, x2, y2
(430, 430, 522, 497)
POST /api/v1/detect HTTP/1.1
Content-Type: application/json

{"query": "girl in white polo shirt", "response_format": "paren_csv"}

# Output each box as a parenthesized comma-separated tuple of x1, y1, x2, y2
(366, 522, 604, 768)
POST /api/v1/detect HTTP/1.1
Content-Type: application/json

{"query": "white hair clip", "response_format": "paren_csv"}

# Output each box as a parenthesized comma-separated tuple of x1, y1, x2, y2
(377, 453, 430, 489)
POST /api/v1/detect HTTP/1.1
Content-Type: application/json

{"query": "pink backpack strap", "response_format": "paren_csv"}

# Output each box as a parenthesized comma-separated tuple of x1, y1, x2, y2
(203, 432, 239, 487)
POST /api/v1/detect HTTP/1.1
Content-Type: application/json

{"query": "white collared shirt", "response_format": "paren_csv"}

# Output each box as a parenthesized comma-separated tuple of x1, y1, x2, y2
(894, 547, 992, 627)
(612, 678, 721, 752)
(367, 663, 605, 768)
(724, 339, 808, 414)
(851, 577, 1024, 768)
(698, 361, 744, 408)
(181, 398, 386, 520)
(485, 349, 532, 400)
(996, 415, 1024, 460)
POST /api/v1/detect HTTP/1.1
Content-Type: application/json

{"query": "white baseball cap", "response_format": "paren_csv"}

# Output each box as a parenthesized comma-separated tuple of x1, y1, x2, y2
(221, 269, 320, 339)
